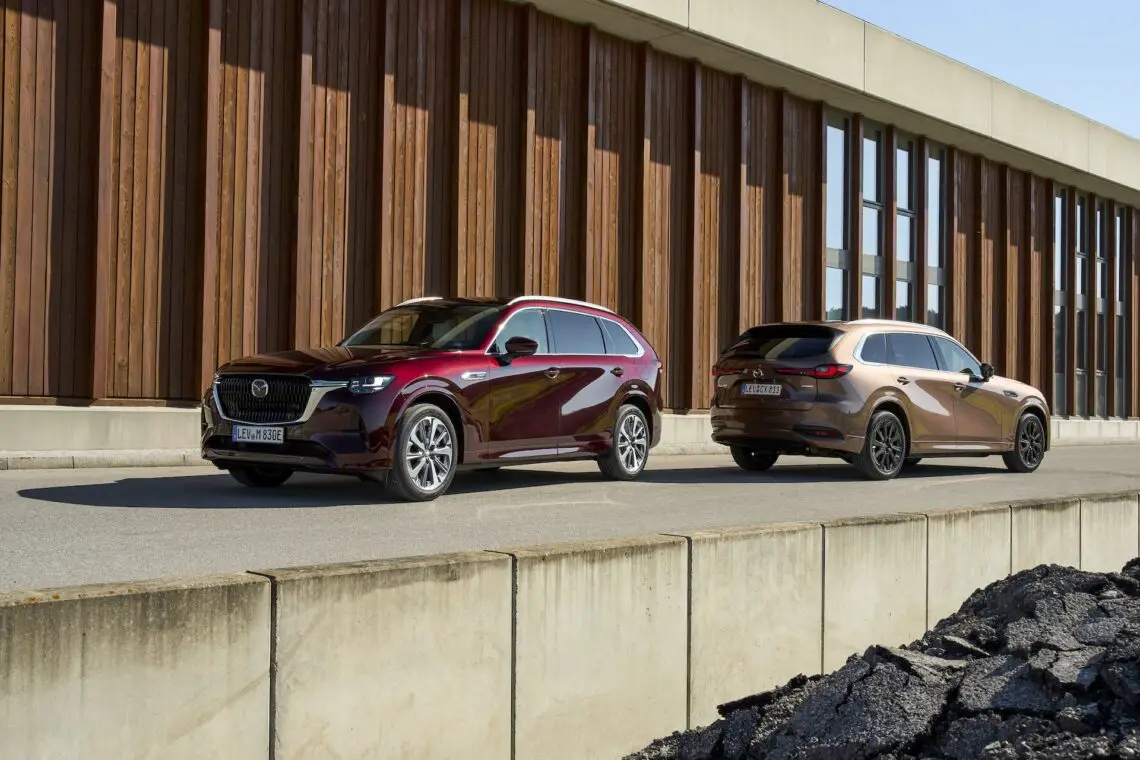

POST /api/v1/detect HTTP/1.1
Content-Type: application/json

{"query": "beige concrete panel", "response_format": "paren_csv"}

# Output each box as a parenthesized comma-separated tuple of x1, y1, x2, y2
(0, 574, 270, 760)
(822, 513, 927, 671)
(991, 81, 1090, 173)
(683, 523, 823, 728)
(511, 536, 688, 759)
(1089, 121, 1140, 193)
(864, 24, 992, 137)
(1010, 497, 1081, 571)
(688, 0, 865, 91)
(1079, 492, 1140, 573)
(0, 404, 200, 452)
(925, 505, 1011, 628)
(513, 0, 684, 42)
(265, 552, 512, 760)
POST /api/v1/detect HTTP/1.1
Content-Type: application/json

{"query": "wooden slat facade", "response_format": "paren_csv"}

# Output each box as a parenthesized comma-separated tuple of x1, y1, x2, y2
(0, 0, 1136, 418)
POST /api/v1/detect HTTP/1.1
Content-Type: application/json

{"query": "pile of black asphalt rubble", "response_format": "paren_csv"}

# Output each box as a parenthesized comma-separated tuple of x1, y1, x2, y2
(628, 559, 1140, 760)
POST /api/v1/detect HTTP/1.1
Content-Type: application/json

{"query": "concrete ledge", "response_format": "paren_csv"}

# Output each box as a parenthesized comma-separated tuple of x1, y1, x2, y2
(1010, 496, 1082, 571)
(925, 504, 1012, 628)
(0, 448, 209, 470)
(1079, 492, 1140, 573)
(0, 573, 270, 760)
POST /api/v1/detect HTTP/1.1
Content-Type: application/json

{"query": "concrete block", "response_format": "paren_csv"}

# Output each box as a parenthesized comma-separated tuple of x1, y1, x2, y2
(0, 574, 270, 760)
(925, 505, 1012, 628)
(510, 536, 688, 759)
(1079, 492, 1140, 573)
(264, 552, 512, 760)
(0, 405, 200, 453)
(670, 413, 712, 444)
(4, 453, 75, 470)
(991, 80, 1090, 174)
(683, 523, 823, 728)
(822, 513, 926, 671)
(1089, 120, 1140, 195)
(1010, 497, 1081, 572)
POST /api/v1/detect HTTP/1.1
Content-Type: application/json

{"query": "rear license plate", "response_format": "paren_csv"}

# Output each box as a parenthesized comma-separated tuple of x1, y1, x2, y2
(232, 425, 285, 444)
(741, 382, 782, 397)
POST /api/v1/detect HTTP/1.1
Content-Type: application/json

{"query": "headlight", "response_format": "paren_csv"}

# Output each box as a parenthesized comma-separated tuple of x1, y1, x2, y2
(347, 375, 395, 394)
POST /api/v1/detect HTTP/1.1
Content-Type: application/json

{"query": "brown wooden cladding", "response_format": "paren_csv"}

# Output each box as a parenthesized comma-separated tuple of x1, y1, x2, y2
(0, 0, 1136, 416)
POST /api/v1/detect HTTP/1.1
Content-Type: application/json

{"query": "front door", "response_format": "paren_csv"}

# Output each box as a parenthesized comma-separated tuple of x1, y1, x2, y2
(483, 308, 563, 460)
(930, 336, 1005, 449)
(882, 332, 958, 453)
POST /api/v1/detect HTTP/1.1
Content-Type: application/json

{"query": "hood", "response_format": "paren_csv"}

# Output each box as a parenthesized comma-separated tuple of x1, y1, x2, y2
(217, 345, 445, 378)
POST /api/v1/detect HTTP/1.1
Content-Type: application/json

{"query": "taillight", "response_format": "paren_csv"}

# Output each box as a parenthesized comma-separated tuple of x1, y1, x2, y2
(711, 368, 735, 377)
(775, 363, 852, 379)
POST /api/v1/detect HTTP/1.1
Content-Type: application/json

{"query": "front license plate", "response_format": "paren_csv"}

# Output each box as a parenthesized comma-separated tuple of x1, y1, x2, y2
(232, 425, 285, 444)
(741, 382, 782, 397)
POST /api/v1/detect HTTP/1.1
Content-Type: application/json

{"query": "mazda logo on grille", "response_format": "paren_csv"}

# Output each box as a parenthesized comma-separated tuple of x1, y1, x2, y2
(250, 379, 269, 399)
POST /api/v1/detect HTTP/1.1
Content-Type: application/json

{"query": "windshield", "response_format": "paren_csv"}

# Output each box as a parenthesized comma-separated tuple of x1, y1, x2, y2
(342, 302, 505, 350)
(724, 325, 838, 360)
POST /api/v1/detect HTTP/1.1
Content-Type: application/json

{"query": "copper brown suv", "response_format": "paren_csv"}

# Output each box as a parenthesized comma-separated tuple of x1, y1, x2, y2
(710, 319, 1051, 480)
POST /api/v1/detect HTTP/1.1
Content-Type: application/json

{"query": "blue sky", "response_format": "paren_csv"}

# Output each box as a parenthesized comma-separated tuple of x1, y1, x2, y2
(822, 0, 1140, 139)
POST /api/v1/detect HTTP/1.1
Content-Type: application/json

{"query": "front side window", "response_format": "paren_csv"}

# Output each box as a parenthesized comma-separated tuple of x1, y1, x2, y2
(342, 302, 504, 350)
(887, 332, 939, 370)
(932, 336, 983, 378)
(496, 309, 549, 354)
(547, 309, 606, 354)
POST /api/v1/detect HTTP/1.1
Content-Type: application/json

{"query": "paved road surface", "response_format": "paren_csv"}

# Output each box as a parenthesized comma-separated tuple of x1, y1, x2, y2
(2, 445, 1138, 592)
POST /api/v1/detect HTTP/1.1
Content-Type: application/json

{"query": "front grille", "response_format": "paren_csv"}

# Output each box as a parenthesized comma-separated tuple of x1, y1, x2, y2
(216, 375, 311, 424)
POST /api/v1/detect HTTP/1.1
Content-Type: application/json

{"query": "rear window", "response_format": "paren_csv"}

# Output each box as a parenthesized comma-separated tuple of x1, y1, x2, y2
(724, 325, 837, 360)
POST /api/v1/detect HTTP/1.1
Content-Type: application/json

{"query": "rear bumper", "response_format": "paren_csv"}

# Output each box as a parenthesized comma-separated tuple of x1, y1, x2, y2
(710, 405, 864, 456)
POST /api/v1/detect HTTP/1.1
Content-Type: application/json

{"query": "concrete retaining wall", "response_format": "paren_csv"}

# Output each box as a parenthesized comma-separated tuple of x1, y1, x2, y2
(1, 491, 1137, 759)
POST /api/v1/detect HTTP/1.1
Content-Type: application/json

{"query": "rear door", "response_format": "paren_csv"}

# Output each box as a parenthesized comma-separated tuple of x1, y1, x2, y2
(882, 332, 958, 453)
(712, 325, 840, 410)
(545, 308, 624, 454)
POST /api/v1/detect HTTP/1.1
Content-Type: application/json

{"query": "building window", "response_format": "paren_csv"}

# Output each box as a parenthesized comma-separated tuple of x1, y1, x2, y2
(895, 138, 916, 322)
(1054, 189, 1068, 416)
(825, 114, 850, 320)
(926, 145, 945, 329)
(1095, 202, 1107, 416)
(861, 126, 884, 318)
(1075, 195, 1089, 417)
(1116, 210, 1130, 418)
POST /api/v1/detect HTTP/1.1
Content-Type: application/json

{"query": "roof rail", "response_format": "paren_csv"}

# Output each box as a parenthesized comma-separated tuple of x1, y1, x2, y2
(396, 296, 443, 306)
(845, 318, 949, 334)
(507, 295, 615, 314)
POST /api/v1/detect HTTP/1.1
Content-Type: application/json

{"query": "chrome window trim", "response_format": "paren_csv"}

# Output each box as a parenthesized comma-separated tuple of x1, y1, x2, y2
(213, 376, 349, 426)
(852, 329, 973, 377)
(484, 305, 646, 359)
(507, 295, 615, 314)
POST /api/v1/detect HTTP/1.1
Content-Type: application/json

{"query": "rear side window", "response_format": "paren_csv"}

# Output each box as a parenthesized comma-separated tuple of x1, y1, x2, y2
(860, 333, 888, 364)
(600, 319, 640, 355)
(887, 332, 939, 370)
(725, 326, 836, 360)
(548, 309, 606, 354)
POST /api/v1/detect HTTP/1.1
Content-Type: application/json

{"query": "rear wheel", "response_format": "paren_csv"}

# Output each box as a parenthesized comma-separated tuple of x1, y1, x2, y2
(854, 410, 907, 481)
(598, 404, 650, 480)
(730, 447, 779, 472)
(1003, 413, 1046, 473)
(385, 404, 458, 502)
(229, 465, 293, 488)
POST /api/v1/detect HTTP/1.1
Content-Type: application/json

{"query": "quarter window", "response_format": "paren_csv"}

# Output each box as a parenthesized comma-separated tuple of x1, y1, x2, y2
(599, 319, 639, 356)
(496, 309, 549, 354)
(887, 332, 938, 370)
(547, 309, 606, 355)
(932, 337, 982, 377)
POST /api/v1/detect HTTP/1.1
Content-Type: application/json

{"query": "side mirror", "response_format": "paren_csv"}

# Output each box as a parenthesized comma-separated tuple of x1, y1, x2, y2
(497, 336, 539, 364)
(980, 363, 995, 381)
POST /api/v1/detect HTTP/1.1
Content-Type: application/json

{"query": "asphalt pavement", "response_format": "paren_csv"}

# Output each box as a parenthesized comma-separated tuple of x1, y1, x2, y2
(1, 444, 1137, 592)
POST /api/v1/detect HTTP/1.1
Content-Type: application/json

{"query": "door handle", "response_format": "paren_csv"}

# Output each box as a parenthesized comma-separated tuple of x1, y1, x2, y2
(545, 367, 560, 379)
(611, 367, 625, 377)
(954, 383, 966, 392)
(896, 377, 910, 385)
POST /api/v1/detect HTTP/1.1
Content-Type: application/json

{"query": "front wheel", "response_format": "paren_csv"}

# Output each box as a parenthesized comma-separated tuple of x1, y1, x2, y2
(731, 447, 779, 472)
(853, 409, 907, 481)
(385, 404, 459, 502)
(598, 404, 650, 480)
(229, 465, 293, 488)
(1002, 413, 1046, 473)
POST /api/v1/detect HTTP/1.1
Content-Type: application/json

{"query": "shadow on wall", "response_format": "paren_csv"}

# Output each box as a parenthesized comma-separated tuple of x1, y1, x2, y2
(17, 460, 1000, 509)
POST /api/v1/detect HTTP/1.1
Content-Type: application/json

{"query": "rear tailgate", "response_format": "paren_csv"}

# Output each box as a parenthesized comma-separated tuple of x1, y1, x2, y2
(712, 325, 842, 409)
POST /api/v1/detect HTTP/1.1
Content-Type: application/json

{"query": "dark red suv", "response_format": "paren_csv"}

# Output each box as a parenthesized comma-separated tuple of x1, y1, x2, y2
(201, 296, 663, 501)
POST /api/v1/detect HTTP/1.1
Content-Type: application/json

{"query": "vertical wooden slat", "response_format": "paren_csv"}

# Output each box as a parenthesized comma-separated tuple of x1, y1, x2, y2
(1003, 167, 1020, 380)
(1087, 193, 1099, 416)
(914, 137, 928, 323)
(92, 0, 119, 400)
(1037, 179, 1051, 399)
(1131, 209, 1139, 416)
(882, 126, 896, 318)
(1065, 189, 1077, 417)
(780, 94, 818, 320)
(1106, 200, 1117, 417)
(739, 79, 776, 330)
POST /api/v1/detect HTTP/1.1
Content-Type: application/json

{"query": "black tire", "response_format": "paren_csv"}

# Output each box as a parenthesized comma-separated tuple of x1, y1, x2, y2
(1002, 413, 1047, 474)
(229, 465, 293, 488)
(903, 457, 922, 469)
(730, 447, 779, 472)
(384, 404, 459, 502)
(854, 409, 907, 481)
(598, 404, 650, 481)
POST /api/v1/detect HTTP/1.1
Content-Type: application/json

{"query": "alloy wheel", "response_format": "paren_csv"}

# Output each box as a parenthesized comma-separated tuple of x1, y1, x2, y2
(617, 412, 649, 473)
(405, 415, 454, 492)
(1018, 416, 1045, 468)
(870, 416, 905, 475)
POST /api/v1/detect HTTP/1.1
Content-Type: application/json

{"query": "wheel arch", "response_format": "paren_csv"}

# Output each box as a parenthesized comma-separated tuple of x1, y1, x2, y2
(870, 397, 912, 456)
(1019, 402, 1051, 451)
(619, 391, 655, 441)
(397, 388, 469, 462)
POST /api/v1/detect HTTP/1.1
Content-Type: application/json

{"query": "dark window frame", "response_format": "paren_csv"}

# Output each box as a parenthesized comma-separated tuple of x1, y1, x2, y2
(860, 124, 885, 318)
(825, 111, 851, 321)
(1053, 188, 1069, 416)
(895, 136, 917, 322)
(925, 143, 946, 329)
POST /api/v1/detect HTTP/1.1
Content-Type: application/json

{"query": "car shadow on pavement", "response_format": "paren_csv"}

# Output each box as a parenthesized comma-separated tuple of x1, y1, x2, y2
(19, 460, 1001, 509)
